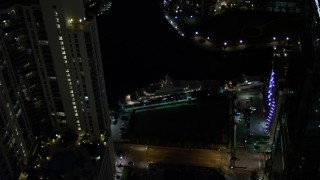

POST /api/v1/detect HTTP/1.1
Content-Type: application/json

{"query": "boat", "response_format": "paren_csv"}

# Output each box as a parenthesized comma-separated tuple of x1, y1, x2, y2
(123, 75, 220, 106)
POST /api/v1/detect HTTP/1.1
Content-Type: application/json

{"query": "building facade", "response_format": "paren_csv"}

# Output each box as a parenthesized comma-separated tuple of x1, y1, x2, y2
(268, 1, 320, 179)
(0, 0, 114, 179)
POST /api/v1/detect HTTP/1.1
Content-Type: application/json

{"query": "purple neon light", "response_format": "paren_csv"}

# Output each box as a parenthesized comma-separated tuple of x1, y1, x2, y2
(265, 69, 276, 132)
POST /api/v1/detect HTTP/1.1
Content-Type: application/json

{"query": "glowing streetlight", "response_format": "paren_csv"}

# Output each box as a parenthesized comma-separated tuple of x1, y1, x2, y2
(273, 36, 276, 40)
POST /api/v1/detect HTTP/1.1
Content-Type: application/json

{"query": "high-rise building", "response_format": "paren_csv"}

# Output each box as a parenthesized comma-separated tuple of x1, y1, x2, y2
(0, 0, 114, 179)
(267, 1, 320, 179)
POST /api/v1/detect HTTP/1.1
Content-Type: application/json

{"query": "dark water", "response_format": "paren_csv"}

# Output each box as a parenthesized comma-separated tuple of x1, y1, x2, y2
(97, 0, 272, 106)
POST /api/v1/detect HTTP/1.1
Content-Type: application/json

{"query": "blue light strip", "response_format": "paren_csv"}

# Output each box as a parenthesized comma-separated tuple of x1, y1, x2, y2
(316, 0, 320, 18)
(266, 69, 275, 132)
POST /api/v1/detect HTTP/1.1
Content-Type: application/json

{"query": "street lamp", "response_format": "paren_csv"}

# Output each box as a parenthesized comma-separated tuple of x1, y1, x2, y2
(146, 146, 150, 165)
(228, 94, 237, 169)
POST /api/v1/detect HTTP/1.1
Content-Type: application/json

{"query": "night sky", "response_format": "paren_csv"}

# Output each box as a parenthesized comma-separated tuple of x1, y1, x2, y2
(97, 0, 272, 106)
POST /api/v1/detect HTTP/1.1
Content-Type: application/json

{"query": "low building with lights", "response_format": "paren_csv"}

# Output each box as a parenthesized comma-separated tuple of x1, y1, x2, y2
(178, 0, 213, 16)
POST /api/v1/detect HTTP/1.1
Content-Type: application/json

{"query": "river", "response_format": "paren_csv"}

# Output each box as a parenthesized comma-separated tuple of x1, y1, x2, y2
(97, 0, 272, 107)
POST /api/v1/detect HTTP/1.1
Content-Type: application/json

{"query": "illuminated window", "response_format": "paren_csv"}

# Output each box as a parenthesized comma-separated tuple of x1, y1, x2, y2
(57, 112, 65, 116)
(39, 40, 49, 45)
(59, 36, 63, 40)
(61, 46, 65, 51)
(73, 106, 76, 109)
(63, 55, 67, 59)
(26, 72, 33, 78)
(60, 41, 64, 45)
(56, 18, 59, 22)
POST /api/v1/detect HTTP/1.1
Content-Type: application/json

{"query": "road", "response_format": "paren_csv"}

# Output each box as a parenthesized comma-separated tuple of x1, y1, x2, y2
(234, 88, 271, 152)
(228, 86, 271, 179)
(114, 143, 267, 179)
(114, 143, 228, 169)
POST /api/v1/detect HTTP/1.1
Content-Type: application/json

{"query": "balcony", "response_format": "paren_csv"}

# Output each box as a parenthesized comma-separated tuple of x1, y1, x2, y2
(67, 19, 93, 32)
